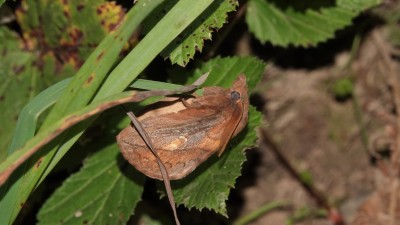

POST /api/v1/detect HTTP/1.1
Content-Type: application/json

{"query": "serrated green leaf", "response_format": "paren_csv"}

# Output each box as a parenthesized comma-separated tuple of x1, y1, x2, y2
(170, 106, 261, 216)
(182, 56, 265, 91)
(159, 0, 238, 66)
(160, 56, 265, 215)
(246, 0, 381, 47)
(37, 142, 145, 225)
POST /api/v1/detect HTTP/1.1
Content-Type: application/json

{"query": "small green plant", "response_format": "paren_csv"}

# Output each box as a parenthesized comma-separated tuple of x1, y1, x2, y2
(332, 77, 354, 100)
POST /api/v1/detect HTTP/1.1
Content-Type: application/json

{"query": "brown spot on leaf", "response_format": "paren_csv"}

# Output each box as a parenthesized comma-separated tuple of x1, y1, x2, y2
(96, 7, 102, 15)
(68, 27, 84, 42)
(20, 202, 25, 208)
(12, 65, 25, 74)
(97, 2, 125, 32)
(77, 4, 84, 11)
(63, 10, 70, 18)
(35, 158, 43, 168)
(85, 73, 95, 85)
(96, 52, 105, 62)
(0, 96, 4, 101)
(83, 220, 88, 224)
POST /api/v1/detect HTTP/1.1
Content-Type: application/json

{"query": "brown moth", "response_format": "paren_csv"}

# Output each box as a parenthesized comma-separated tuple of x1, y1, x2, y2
(117, 75, 249, 180)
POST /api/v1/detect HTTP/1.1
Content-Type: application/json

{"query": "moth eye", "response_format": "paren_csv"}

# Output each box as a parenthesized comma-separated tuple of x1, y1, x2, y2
(231, 91, 241, 101)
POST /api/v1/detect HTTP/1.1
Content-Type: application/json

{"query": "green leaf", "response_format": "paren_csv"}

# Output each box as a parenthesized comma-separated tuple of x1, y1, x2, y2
(161, 56, 265, 215)
(246, 0, 381, 47)
(155, 0, 238, 66)
(0, 27, 37, 160)
(16, 0, 125, 59)
(37, 142, 145, 225)
(332, 77, 353, 99)
(182, 56, 265, 91)
(171, 106, 261, 216)
(0, 0, 125, 160)
(7, 78, 72, 155)
(6, 0, 128, 141)
(5, 76, 184, 160)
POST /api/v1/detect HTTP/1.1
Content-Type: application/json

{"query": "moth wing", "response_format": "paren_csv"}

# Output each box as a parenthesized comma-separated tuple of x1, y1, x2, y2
(118, 107, 224, 180)
(142, 107, 223, 152)
(210, 104, 244, 156)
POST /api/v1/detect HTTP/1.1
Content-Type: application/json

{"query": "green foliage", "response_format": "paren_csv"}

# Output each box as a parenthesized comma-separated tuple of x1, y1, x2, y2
(0, 0, 124, 160)
(246, 0, 381, 47)
(156, 0, 238, 66)
(0, 27, 38, 160)
(159, 57, 264, 215)
(185, 56, 265, 89)
(37, 140, 145, 225)
(16, 0, 124, 57)
(171, 106, 261, 216)
(332, 77, 353, 99)
(299, 170, 313, 186)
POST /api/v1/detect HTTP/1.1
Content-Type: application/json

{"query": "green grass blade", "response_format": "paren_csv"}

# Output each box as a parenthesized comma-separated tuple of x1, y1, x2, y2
(0, 79, 204, 183)
(95, 0, 215, 98)
(6, 77, 183, 156)
(0, 1, 165, 224)
(7, 78, 71, 153)
(130, 79, 184, 91)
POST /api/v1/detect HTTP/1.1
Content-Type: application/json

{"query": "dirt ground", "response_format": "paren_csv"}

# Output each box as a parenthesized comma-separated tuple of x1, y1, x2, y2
(230, 27, 400, 225)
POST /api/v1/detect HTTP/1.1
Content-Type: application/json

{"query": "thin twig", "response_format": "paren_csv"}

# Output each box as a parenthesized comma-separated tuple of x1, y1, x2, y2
(125, 111, 181, 225)
(260, 128, 346, 225)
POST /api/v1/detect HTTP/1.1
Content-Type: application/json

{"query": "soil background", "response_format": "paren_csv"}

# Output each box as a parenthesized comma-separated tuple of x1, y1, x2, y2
(224, 6, 400, 225)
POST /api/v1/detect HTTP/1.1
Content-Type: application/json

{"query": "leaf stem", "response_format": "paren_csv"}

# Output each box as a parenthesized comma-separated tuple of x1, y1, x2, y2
(232, 201, 288, 225)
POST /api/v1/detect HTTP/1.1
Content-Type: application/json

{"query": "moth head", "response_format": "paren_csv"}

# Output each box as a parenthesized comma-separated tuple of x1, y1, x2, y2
(231, 74, 249, 137)
(230, 90, 241, 102)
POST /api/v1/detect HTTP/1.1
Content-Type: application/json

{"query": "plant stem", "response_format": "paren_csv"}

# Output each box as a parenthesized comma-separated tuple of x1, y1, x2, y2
(232, 201, 288, 225)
